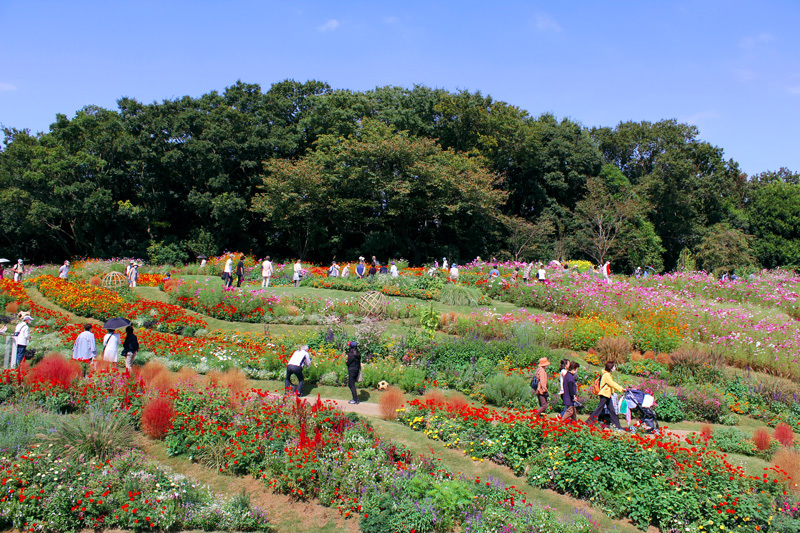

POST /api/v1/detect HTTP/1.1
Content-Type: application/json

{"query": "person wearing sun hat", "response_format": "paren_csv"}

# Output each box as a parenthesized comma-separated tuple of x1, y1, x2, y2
(533, 356, 550, 416)
(58, 260, 70, 279)
(11, 259, 23, 282)
(12, 313, 33, 367)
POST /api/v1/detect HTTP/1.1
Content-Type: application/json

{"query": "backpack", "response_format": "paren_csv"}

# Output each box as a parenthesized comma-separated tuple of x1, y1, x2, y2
(531, 373, 539, 390)
(591, 376, 602, 395)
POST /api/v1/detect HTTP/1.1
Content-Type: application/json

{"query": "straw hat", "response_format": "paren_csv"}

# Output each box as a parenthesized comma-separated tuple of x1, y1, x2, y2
(538, 357, 551, 367)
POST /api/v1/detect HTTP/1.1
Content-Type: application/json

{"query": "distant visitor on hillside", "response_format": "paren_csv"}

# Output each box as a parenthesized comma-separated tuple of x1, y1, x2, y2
(345, 340, 362, 404)
(341, 263, 350, 278)
(58, 260, 70, 279)
(293, 259, 302, 287)
(449, 264, 459, 282)
(72, 323, 97, 373)
(329, 261, 339, 277)
(390, 262, 398, 278)
(523, 262, 533, 283)
(261, 256, 273, 287)
(223, 255, 233, 288)
(12, 259, 23, 282)
(235, 257, 245, 287)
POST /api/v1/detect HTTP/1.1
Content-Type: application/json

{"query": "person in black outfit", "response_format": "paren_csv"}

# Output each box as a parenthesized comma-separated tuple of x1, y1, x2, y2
(122, 326, 139, 373)
(368, 264, 377, 280)
(346, 341, 361, 404)
(235, 259, 245, 287)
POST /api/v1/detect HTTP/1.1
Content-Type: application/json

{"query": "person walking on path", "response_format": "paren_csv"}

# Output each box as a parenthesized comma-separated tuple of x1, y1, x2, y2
(285, 345, 311, 396)
(58, 260, 70, 279)
(223, 255, 234, 288)
(533, 357, 550, 416)
(12, 314, 32, 367)
(561, 362, 580, 421)
(11, 260, 24, 283)
(122, 326, 139, 372)
(292, 259, 302, 287)
(129, 262, 139, 288)
(235, 257, 245, 287)
(345, 341, 362, 404)
(102, 329, 121, 363)
(602, 261, 612, 285)
(586, 361, 625, 429)
(557, 358, 570, 417)
(261, 256, 273, 287)
(72, 323, 97, 373)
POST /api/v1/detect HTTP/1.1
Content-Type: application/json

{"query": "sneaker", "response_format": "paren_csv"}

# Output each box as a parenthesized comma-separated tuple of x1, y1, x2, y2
(348, 400, 359, 404)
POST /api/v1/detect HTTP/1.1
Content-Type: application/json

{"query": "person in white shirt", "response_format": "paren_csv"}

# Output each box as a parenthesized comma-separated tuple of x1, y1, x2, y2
(223, 255, 234, 288)
(12, 260, 23, 282)
(72, 323, 97, 372)
(449, 264, 459, 282)
(442, 258, 448, 271)
(293, 260, 302, 287)
(537, 264, 547, 282)
(390, 262, 398, 278)
(102, 329, 121, 363)
(58, 260, 70, 279)
(341, 263, 350, 278)
(261, 256, 273, 288)
(329, 261, 339, 277)
(285, 345, 311, 395)
(125, 260, 134, 287)
(12, 314, 32, 367)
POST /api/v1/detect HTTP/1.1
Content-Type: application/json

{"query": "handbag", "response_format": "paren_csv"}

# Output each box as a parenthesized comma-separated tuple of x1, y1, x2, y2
(356, 369, 363, 383)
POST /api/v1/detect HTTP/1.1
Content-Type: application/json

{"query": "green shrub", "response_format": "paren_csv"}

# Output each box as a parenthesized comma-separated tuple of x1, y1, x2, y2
(399, 366, 427, 393)
(482, 373, 532, 407)
(618, 359, 668, 377)
(654, 391, 685, 422)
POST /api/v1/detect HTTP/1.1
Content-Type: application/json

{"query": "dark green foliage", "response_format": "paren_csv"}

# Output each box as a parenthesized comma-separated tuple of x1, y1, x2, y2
(1, 80, 791, 270)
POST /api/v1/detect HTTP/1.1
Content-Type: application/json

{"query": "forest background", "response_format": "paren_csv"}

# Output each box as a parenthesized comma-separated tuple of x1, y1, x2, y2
(1, 79, 798, 272)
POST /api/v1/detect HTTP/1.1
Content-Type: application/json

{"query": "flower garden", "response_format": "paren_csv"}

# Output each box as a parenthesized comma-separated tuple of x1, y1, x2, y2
(0, 256, 799, 532)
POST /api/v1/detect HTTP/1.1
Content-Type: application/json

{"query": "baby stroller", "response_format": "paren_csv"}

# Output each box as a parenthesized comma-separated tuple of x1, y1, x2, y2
(598, 389, 659, 433)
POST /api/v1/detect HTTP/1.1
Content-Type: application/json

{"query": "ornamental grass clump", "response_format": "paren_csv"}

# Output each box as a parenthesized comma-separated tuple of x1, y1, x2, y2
(43, 409, 135, 462)
(438, 284, 481, 307)
(141, 397, 175, 439)
(669, 347, 723, 384)
(773, 447, 800, 493)
(595, 336, 632, 365)
(379, 386, 405, 420)
(753, 427, 773, 451)
(774, 423, 795, 447)
(24, 352, 80, 389)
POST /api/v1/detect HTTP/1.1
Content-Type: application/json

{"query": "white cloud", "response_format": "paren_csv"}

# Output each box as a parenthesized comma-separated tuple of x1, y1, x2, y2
(0, 82, 17, 91)
(383, 16, 400, 24)
(787, 86, 800, 95)
(534, 14, 561, 32)
(318, 19, 340, 32)
(679, 110, 719, 126)
(739, 33, 775, 51)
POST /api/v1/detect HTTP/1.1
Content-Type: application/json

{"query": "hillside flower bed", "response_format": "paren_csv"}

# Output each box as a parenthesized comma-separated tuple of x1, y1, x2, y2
(0, 446, 275, 532)
(169, 278, 417, 323)
(398, 398, 788, 531)
(0, 279, 69, 333)
(304, 276, 442, 300)
(31, 276, 207, 334)
(165, 386, 599, 533)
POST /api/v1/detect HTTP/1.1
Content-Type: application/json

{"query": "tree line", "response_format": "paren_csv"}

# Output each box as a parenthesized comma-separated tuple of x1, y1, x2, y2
(1, 79, 798, 272)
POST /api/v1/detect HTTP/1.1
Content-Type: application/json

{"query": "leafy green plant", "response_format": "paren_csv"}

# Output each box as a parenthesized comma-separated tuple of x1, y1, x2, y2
(417, 304, 439, 338)
(654, 391, 685, 422)
(482, 373, 531, 407)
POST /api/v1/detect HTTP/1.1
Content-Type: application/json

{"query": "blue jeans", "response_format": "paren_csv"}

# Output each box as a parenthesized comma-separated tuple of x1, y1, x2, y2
(15, 345, 26, 366)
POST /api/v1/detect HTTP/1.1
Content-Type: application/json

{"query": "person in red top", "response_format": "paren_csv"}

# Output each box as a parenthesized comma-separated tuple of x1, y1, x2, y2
(533, 357, 550, 416)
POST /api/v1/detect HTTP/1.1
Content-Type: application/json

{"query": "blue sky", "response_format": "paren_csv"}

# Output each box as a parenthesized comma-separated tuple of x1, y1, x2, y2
(1, 1, 798, 176)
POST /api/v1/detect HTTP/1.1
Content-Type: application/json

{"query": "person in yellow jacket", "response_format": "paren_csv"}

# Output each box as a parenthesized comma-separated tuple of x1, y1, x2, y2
(586, 361, 625, 429)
